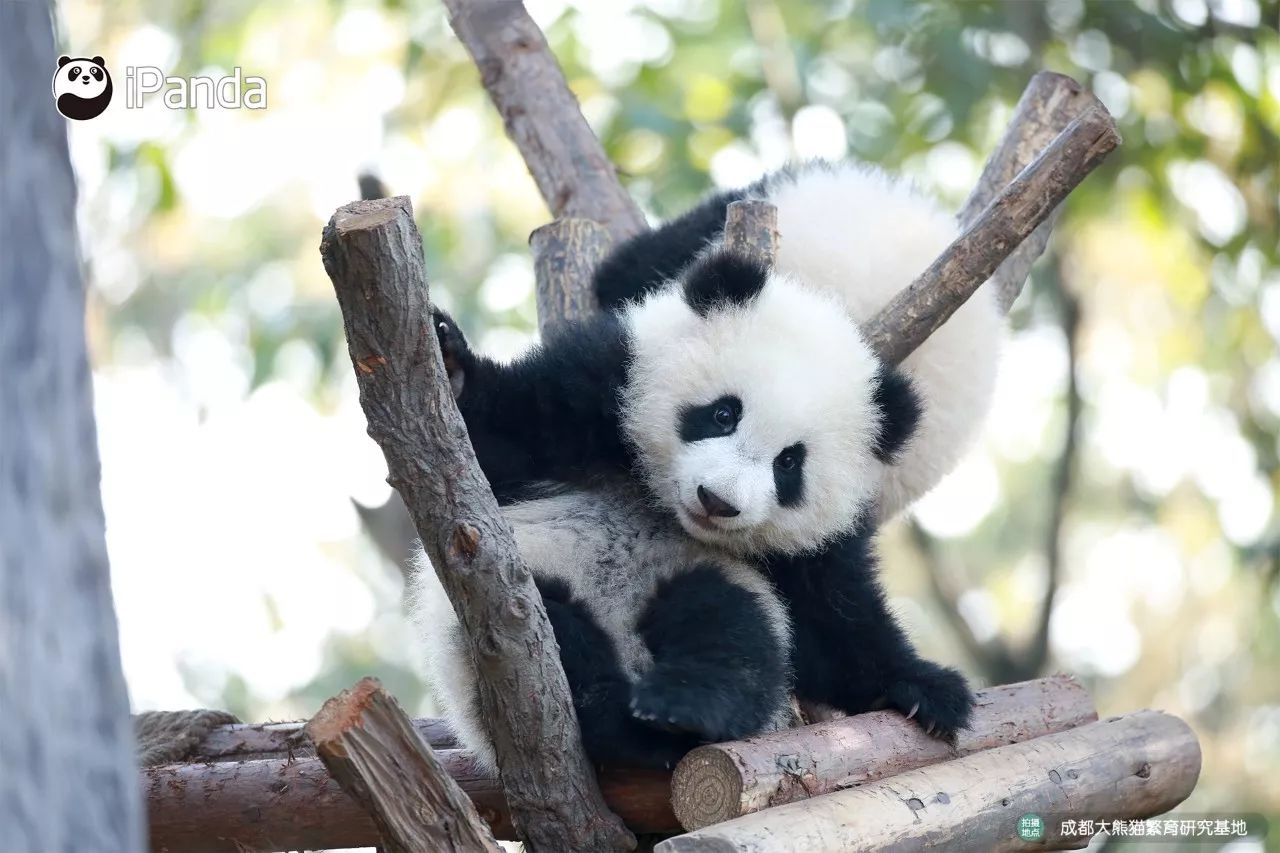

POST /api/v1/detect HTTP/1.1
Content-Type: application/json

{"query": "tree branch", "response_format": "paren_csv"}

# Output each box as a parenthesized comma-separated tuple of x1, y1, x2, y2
(320, 196, 633, 852)
(960, 71, 1108, 313)
(443, 0, 647, 245)
(723, 200, 779, 268)
(862, 104, 1119, 366)
(531, 217, 611, 333)
(305, 678, 501, 853)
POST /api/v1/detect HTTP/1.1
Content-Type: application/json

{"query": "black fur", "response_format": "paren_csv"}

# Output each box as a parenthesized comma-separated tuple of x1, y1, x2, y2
(632, 567, 790, 743)
(433, 309, 634, 504)
(873, 368, 923, 464)
(773, 442, 807, 508)
(536, 579, 697, 769)
(593, 188, 747, 311)
(681, 250, 770, 317)
(678, 395, 741, 442)
(766, 529, 973, 741)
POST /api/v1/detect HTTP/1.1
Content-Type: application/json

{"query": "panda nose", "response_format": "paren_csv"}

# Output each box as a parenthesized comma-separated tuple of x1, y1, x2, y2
(81, 76, 90, 82)
(697, 485, 740, 518)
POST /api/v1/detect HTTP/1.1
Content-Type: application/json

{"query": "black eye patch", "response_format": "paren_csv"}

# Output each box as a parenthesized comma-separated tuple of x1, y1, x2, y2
(68, 66, 81, 80)
(773, 442, 806, 507)
(678, 395, 742, 442)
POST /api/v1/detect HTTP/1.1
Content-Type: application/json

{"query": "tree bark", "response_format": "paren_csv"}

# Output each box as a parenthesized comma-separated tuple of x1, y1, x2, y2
(862, 105, 1120, 366)
(320, 196, 633, 851)
(444, 0, 647, 245)
(670, 675, 1096, 831)
(0, 3, 145, 850)
(143, 751, 678, 851)
(960, 71, 1106, 313)
(658, 711, 1201, 853)
(531, 217, 611, 333)
(723, 200, 779, 269)
(193, 714, 459, 762)
(305, 678, 500, 853)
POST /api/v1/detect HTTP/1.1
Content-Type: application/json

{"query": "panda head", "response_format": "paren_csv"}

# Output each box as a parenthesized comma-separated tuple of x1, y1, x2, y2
(620, 249, 920, 556)
(52, 56, 113, 121)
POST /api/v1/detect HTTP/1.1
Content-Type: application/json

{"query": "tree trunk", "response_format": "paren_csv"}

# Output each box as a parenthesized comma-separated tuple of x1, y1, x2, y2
(0, 3, 144, 850)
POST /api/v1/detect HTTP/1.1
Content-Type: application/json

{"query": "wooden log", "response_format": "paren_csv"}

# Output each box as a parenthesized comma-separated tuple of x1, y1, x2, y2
(671, 675, 1096, 831)
(304, 678, 500, 852)
(321, 196, 633, 851)
(723, 200, 779, 269)
(657, 710, 1200, 853)
(862, 104, 1119, 367)
(531, 217, 611, 334)
(444, 0, 646, 246)
(194, 715, 459, 761)
(144, 751, 678, 851)
(961, 72, 1106, 313)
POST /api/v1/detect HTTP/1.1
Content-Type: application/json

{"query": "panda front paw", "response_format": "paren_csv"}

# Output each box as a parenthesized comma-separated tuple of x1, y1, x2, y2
(883, 661, 974, 744)
(629, 674, 754, 743)
(431, 308, 471, 399)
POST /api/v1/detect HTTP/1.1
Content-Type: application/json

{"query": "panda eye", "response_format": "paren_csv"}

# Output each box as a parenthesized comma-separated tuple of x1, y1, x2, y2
(91, 67, 102, 80)
(69, 66, 81, 79)
(713, 404, 736, 430)
(775, 452, 796, 471)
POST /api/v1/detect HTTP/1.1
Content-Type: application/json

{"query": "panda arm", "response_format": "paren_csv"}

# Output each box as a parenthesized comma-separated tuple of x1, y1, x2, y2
(769, 532, 974, 741)
(592, 188, 746, 312)
(434, 310, 633, 501)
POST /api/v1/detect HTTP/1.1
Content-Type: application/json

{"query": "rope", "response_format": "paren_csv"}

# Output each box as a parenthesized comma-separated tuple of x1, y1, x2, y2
(134, 709, 240, 766)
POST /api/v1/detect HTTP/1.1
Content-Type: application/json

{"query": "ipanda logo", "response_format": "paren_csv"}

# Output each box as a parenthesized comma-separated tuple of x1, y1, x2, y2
(53, 55, 113, 120)
(52, 55, 267, 120)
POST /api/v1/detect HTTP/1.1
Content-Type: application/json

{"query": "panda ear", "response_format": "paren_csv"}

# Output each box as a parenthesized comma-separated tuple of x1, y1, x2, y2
(58, 56, 71, 68)
(873, 367, 922, 464)
(682, 249, 768, 318)
(91, 56, 106, 67)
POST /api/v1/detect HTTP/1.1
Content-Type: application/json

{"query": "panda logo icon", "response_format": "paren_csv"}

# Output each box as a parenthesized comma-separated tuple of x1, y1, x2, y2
(52, 55, 112, 120)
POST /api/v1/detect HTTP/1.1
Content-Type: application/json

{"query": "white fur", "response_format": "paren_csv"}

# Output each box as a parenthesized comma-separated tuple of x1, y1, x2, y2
(755, 162, 1003, 519)
(409, 485, 792, 772)
(622, 273, 883, 556)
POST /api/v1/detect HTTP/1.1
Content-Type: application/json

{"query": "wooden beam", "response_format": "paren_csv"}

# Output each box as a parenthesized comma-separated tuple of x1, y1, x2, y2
(961, 71, 1107, 313)
(143, 751, 677, 851)
(304, 678, 500, 852)
(443, 0, 647, 245)
(194, 715, 459, 762)
(658, 711, 1200, 853)
(671, 675, 1096, 831)
(862, 104, 1120, 367)
(320, 196, 633, 851)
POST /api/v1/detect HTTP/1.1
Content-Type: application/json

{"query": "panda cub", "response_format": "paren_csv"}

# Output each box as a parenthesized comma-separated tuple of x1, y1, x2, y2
(414, 253, 936, 770)
(412, 162, 998, 770)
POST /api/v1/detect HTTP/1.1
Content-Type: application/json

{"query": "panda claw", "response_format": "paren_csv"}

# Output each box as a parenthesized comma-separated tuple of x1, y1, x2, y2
(905, 702, 920, 721)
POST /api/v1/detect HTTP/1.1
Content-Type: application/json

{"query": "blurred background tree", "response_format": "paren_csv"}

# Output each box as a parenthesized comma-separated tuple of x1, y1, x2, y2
(58, 0, 1277, 845)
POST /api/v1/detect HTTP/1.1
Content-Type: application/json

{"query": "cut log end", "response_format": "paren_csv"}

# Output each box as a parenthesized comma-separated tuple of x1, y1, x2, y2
(671, 748, 745, 833)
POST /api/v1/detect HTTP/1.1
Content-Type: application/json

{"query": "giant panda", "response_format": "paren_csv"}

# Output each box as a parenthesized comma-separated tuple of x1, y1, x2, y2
(410, 161, 1000, 770)
(593, 161, 1003, 520)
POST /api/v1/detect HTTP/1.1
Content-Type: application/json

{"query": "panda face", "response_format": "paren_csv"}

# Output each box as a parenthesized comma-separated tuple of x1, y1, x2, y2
(621, 251, 893, 556)
(53, 56, 110, 100)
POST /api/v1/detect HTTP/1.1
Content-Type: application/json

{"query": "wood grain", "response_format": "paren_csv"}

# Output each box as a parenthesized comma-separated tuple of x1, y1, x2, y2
(671, 675, 1097, 830)
(320, 196, 633, 851)
(658, 711, 1200, 853)
(531, 217, 611, 333)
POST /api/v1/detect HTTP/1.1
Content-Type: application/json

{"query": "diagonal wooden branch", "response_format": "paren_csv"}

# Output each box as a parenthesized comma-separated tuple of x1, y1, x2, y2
(444, 0, 647, 245)
(320, 196, 634, 852)
(862, 104, 1119, 366)
(723, 200, 779, 268)
(961, 71, 1107, 313)
(305, 678, 500, 853)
